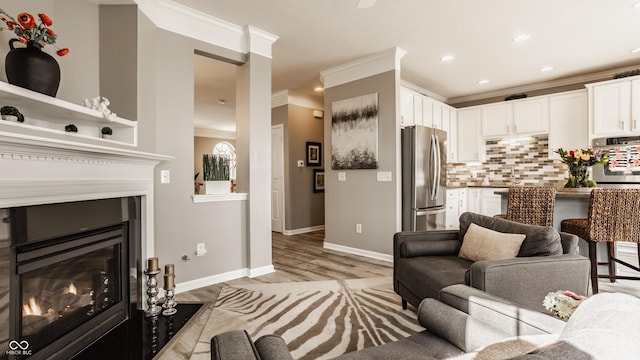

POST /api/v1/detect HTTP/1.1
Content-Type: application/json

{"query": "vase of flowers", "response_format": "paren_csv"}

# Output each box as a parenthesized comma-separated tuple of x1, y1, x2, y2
(1, 9, 69, 97)
(555, 147, 608, 188)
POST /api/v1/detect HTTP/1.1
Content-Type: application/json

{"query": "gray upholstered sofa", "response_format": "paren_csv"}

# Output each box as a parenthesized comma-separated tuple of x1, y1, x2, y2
(394, 212, 591, 312)
(210, 284, 640, 359)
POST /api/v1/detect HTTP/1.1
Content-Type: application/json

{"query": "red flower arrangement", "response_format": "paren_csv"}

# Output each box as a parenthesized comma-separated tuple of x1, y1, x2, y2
(0, 8, 69, 56)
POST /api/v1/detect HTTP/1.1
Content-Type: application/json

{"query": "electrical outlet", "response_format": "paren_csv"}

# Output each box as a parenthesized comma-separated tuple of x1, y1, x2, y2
(196, 243, 207, 256)
(356, 224, 362, 233)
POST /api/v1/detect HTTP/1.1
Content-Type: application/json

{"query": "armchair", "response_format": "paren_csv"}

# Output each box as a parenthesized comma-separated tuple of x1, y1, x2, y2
(394, 212, 590, 312)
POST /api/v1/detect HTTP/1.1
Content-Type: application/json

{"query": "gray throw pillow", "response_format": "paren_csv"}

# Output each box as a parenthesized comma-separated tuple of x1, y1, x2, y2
(459, 212, 562, 257)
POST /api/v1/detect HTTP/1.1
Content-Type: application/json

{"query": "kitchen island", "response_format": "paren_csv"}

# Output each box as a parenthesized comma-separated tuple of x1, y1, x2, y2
(496, 188, 638, 275)
(495, 188, 591, 230)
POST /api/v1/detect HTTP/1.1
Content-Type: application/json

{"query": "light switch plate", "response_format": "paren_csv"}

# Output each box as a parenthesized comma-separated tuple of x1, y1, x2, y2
(377, 171, 392, 182)
(338, 172, 346, 181)
(160, 170, 170, 184)
(297, 160, 304, 167)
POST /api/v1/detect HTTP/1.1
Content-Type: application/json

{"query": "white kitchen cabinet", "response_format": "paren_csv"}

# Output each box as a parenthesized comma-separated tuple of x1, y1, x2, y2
(421, 96, 433, 128)
(457, 107, 484, 162)
(447, 110, 457, 162)
(632, 79, 640, 133)
(400, 88, 415, 126)
(446, 188, 467, 229)
(481, 97, 549, 138)
(548, 90, 588, 159)
(513, 97, 549, 134)
(481, 102, 512, 137)
(466, 187, 506, 217)
(589, 80, 631, 136)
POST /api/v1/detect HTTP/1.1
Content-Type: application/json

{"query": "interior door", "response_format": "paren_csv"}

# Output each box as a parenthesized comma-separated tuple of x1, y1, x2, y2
(271, 125, 285, 233)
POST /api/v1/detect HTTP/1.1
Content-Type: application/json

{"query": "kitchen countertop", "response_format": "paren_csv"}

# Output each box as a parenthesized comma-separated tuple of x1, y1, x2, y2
(494, 188, 593, 198)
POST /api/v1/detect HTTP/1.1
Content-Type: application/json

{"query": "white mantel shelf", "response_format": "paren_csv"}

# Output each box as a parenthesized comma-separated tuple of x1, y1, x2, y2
(0, 81, 138, 145)
(0, 130, 172, 162)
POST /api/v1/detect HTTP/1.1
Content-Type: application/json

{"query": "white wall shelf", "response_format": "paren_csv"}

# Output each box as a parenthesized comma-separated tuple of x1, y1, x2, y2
(0, 81, 137, 146)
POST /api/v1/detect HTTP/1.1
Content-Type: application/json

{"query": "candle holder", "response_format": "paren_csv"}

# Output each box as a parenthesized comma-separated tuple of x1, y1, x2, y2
(162, 286, 178, 316)
(144, 269, 162, 317)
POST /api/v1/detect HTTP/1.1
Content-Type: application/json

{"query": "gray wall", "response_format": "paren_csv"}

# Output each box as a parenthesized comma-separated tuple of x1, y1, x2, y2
(99, 5, 137, 121)
(272, 104, 325, 231)
(323, 70, 401, 255)
(136, 14, 250, 282)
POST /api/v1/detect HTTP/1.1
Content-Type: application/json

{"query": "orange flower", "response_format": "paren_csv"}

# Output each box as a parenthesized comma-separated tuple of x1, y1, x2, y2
(47, 28, 55, 36)
(38, 13, 52, 26)
(56, 48, 69, 56)
(17, 13, 35, 29)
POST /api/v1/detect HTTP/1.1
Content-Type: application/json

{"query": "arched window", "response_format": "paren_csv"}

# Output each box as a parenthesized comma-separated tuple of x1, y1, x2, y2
(213, 142, 237, 179)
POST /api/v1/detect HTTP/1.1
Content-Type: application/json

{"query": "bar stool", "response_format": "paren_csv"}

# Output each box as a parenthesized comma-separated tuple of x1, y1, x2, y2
(561, 188, 640, 294)
(495, 186, 556, 227)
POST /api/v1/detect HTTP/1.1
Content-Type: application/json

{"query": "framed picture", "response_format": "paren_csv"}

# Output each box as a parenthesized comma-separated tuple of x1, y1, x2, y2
(331, 93, 379, 170)
(306, 142, 322, 166)
(313, 169, 325, 193)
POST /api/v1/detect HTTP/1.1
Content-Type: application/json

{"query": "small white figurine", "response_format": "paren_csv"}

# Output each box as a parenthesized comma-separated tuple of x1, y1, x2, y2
(82, 96, 117, 121)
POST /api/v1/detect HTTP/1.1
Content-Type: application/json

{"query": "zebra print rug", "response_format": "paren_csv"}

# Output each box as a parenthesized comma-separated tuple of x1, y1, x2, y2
(191, 277, 422, 360)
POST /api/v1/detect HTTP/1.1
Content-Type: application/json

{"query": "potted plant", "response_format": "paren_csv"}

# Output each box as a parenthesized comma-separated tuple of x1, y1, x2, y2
(101, 126, 113, 139)
(1, 106, 24, 122)
(64, 124, 78, 133)
(202, 154, 230, 194)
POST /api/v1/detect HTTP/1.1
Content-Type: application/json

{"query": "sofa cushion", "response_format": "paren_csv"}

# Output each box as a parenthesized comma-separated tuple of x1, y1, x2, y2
(396, 256, 473, 301)
(459, 223, 526, 262)
(459, 212, 562, 257)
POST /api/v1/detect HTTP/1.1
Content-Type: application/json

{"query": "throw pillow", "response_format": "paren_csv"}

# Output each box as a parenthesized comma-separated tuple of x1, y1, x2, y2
(459, 223, 526, 262)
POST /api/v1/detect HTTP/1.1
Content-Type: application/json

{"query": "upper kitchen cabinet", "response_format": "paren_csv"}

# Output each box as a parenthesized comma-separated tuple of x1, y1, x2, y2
(587, 76, 640, 138)
(400, 87, 416, 126)
(481, 96, 549, 138)
(548, 90, 588, 159)
(457, 107, 484, 162)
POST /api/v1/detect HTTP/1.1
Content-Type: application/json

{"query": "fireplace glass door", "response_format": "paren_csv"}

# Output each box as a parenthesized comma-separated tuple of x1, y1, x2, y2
(16, 227, 124, 356)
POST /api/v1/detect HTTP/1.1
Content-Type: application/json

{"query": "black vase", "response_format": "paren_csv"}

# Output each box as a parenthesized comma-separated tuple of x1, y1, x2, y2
(5, 39, 60, 97)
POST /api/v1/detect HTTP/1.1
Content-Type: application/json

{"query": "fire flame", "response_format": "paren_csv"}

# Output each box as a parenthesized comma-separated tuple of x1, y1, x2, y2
(65, 282, 78, 295)
(23, 297, 42, 316)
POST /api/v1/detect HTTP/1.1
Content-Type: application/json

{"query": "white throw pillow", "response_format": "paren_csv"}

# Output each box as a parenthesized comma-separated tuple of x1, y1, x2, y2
(459, 223, 526, 262)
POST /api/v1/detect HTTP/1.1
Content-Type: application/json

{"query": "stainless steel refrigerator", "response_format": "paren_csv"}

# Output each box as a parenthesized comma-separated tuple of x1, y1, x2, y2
(401, 125, 447, 231)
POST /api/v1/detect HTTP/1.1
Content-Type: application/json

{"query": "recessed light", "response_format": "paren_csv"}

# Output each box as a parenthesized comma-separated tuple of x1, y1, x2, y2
(478, 79, 489, 85)
(440, 55, 455, 62)
(512, 34, 531, 42)
(540, 66, 554, 72)
(314, 86, 324, 92)
(356, 0, 376, 8)
(632, 48, 640, 53)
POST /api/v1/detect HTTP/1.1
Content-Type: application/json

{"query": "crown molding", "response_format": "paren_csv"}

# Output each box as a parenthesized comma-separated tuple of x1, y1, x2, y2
(271, 90, 324, 110)
(320, 47, 406, 89)
(400, 80, 447, 103)
(447, 63, 640, 105)
(134, 0, 277, 58)
(194, 128, 237, 139)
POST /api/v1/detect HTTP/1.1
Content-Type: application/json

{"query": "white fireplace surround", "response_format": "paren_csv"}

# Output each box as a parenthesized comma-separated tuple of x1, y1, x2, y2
(0, 131, 172, 264)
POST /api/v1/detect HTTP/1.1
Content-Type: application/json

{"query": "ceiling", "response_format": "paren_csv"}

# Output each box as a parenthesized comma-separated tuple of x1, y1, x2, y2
(161, 1, 640, 133)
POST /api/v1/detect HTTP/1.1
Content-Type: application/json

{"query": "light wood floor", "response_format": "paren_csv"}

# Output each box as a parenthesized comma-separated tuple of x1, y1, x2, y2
(176, 230, 393, 303)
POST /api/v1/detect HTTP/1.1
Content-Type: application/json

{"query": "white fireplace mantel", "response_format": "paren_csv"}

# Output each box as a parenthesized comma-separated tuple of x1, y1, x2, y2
(0, 131, 172, 208)
(0, 130, 173, 279)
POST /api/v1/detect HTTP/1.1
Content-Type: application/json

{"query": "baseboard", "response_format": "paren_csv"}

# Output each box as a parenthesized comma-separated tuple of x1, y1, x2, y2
(174, 264, 276, 294)
(174, 268, 247, 294)
(249, 264, 275, 278)
(283, 225, 325, 236)
(323, 242, 393, 263)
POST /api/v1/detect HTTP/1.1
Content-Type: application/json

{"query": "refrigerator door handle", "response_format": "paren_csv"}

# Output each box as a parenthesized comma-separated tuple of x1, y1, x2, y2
(434, 134, 441, 200)
(429, 134, 438, 201)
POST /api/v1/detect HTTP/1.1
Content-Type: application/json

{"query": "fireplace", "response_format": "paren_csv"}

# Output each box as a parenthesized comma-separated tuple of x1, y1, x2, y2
(2, 197, 140, 360)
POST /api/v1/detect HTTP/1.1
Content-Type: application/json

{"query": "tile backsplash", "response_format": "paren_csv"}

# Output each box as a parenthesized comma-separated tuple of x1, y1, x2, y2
(447, 135, 568, 187)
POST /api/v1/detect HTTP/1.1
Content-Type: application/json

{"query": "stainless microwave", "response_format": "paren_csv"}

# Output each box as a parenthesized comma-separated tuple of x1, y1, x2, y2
(592, 136, 640, 184)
